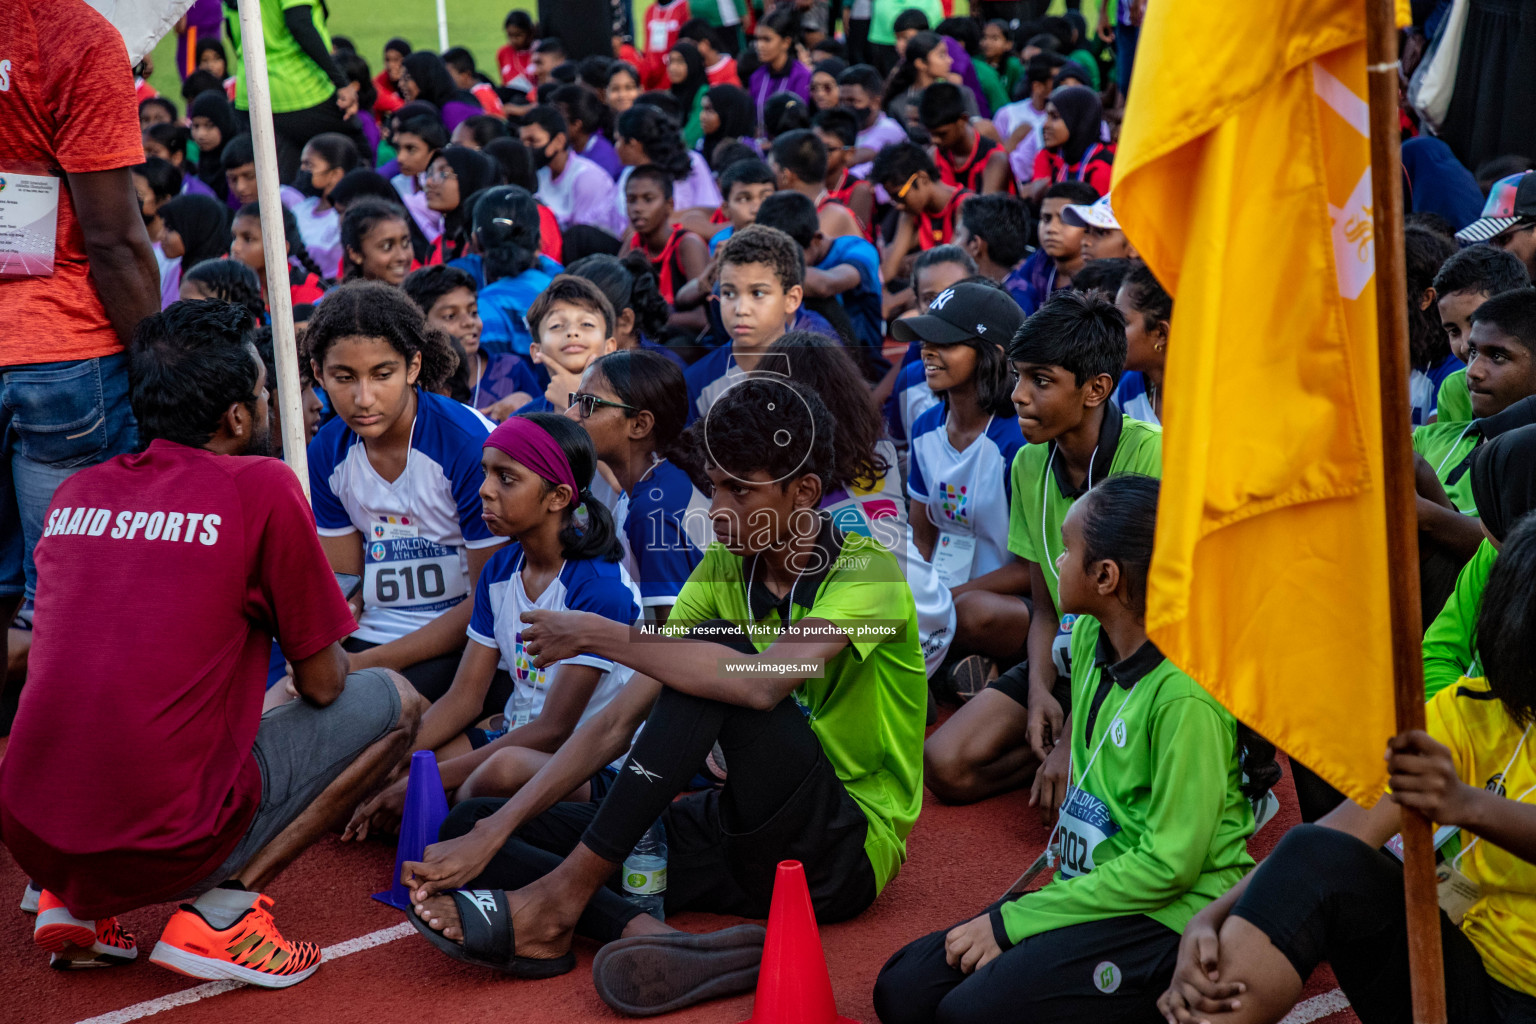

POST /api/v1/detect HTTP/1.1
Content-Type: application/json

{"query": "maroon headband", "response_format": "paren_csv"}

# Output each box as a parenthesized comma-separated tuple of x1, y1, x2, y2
(484, 416, 578, 494)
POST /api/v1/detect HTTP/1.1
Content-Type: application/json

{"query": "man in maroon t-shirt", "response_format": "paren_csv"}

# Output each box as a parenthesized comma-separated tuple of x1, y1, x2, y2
(0, 301, 425, 985)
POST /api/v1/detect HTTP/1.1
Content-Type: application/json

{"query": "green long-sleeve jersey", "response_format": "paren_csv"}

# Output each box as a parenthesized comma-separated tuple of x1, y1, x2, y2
(996, 617, 1255, 946)
(1423, 539, 1495, 700)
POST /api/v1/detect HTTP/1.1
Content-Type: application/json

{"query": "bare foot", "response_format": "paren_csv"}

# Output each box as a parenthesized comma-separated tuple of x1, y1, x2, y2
(414, 893, 464, 942)
(620, 913, 678, 939)
(411, 885, 579, 961)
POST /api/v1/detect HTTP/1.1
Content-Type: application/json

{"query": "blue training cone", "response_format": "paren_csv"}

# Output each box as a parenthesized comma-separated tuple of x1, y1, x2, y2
(372, 750, 450, 910)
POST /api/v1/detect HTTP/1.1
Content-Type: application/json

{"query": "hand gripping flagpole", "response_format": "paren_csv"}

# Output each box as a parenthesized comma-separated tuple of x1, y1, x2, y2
(234, 0, 311, 498)
(1364, 1, 1447, 1021)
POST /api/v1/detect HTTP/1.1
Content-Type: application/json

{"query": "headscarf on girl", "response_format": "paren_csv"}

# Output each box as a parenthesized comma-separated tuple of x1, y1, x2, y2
(1049, 85, 1103, 166)
(189, 90, 238, 201)
(700, 84, 755, 166)
(437, 146, 500, 264)
(402, 52, 482, 132)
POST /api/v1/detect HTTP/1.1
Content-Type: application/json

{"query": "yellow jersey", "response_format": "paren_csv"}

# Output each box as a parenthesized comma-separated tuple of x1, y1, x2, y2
(1427, 677, 1536, 995)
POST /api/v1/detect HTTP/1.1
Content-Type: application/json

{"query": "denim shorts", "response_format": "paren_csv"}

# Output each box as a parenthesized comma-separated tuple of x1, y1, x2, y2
(0, 353, 136, 598)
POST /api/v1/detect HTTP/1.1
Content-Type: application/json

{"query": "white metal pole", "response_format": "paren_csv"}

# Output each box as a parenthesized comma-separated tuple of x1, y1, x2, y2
(436, 0, 449, 51)
(235, 0, 310, 498)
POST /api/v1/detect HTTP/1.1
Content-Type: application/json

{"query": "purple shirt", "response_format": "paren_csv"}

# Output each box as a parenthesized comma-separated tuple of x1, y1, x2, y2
(442, 99, 482, 133)
(614, 150, 722, 225)
(944, 39, 990, 118)
(853, 113, 909, 178)
(584, 133, 623, 180)
(749, 60, 812, 126)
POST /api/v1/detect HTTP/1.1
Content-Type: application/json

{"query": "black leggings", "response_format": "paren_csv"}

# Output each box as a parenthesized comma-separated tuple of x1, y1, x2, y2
(439, 620, 876, 942)
(1232, 824, 1536, 1024)
(874, 904, 1180, 1024)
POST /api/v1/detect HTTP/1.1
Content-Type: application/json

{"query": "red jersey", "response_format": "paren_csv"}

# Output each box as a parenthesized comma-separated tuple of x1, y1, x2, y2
(631, 225, 692, 305)
(0, 0, 145, 366)
(823, 171, 875, 243)
(639, 0, 690, 89)
(497, 43, 532, 85)
(938, 134, 1013, 195)
(1031, 144, 1115, 197)
(372, 70, 404, 118)
(0, 443, 356, 918)
(705, 56, 741, 87)
(917, 188, 973, 250)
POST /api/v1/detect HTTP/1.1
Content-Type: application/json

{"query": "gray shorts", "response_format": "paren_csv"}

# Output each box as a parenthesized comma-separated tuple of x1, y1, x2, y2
(172, 667, 403, 902)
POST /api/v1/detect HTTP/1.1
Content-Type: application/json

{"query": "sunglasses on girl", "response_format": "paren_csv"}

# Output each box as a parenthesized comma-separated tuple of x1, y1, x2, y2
(568, 392, 637, 418)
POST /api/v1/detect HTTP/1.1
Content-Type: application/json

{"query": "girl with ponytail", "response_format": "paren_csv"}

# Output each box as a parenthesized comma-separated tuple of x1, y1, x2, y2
(876, 474, 1274, 1024)
(568, 350, 712, 624)
(343, 412, 641, 836)
(305, 281, 500, 708)
(230, 202, 333, 308)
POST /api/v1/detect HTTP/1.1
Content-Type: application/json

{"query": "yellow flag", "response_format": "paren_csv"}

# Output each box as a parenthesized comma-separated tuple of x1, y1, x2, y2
(1114, 1, 1407, 806)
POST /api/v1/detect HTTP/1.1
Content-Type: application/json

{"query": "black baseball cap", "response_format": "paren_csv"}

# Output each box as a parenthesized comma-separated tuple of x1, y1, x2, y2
(891, 282, 1025, 347)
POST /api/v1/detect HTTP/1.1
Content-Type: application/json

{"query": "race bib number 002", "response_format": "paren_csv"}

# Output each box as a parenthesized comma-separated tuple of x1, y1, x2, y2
(1057, 786, 1121, 878)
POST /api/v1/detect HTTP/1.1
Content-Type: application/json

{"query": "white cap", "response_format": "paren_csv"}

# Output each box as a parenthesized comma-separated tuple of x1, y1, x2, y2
(1061, 193, 1120, 230)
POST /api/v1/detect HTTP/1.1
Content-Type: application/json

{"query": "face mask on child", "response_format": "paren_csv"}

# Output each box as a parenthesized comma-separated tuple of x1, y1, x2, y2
(293, 170, 323, 199)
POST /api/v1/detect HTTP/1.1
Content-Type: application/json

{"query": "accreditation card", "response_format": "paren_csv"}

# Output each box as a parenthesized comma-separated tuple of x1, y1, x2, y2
(0, 172, 60, 277)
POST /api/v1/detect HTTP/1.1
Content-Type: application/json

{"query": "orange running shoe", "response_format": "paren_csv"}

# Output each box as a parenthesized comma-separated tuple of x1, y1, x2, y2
(34, 891, 137, 968)
(34, 890, 96, 952)
(149, 895, 321, 989)
(50, 917, 139, 970)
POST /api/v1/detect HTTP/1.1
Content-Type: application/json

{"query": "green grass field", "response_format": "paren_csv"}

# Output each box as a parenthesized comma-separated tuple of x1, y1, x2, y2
(146, 0, 538, 104)
(143, 0, 1033, 109)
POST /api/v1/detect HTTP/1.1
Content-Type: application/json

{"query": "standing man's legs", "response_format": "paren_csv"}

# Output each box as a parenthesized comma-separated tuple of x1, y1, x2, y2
(0, 353, 136, 734)
(271, 95, 368, 182)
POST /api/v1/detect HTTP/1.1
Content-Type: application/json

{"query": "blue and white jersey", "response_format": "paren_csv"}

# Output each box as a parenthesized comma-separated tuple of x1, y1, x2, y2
(309, 390, 503, 644)
(1112, 371, 1160, 426)
(684, 343, 744, 422)
(467, 543, 641, 726)
(908, 405, 1026, 582)
(614, 458, 713, 612)
(1410, 351, 1465, 426)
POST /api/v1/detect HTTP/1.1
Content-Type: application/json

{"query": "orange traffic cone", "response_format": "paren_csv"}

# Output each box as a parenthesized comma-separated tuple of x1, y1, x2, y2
(740, 860, 859, 1024)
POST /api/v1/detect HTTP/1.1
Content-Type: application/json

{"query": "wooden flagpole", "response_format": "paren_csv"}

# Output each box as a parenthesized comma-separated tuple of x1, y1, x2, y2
(234, 0, 311, 498)
(1364, 1, 1447, 1020)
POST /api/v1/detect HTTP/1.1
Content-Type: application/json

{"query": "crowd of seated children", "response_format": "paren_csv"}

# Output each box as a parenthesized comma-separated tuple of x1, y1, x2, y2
(24, 9, 1536, 1022)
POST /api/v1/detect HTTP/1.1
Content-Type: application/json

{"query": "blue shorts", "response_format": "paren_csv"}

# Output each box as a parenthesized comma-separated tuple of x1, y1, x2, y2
(0, 353, 136, 599)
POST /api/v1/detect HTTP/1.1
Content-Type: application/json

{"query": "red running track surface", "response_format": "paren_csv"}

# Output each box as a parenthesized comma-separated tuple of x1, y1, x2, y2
(0, 734, 1359, 1024)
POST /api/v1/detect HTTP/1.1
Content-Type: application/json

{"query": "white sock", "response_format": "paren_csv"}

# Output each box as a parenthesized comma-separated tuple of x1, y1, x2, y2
(192, 885, 260, 930)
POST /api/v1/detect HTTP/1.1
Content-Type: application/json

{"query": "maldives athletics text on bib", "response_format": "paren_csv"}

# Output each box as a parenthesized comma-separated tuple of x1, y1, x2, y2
(364, 515, 469, 612)
(1057, 785, 1121, 878)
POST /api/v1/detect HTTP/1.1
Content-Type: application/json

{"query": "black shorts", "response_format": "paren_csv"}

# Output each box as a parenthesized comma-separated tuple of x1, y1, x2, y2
(1232, 824, 1536, 1024)
(873, 904, 1181, 1024)
(987, 661, 1073, 718)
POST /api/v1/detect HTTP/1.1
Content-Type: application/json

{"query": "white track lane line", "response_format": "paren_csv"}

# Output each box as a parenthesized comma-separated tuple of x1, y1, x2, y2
(76, 923, 1352, 1024)
(1281, 987, 1353, 1023)
(74, 921, 415, 1024)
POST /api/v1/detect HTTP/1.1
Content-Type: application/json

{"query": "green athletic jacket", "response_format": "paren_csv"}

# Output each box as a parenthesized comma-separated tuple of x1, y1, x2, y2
(993, 617, 1255, 947)
(1423, 539, 1495, 700)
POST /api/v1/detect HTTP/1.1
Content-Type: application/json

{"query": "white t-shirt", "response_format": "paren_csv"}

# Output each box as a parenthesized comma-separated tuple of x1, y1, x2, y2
(309, 390, 504, 643)
(467, 543, 641, 726)
(908, 406, 1028, 584)
(290, 195, 341, 281)
(537, 151, 621, 235)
